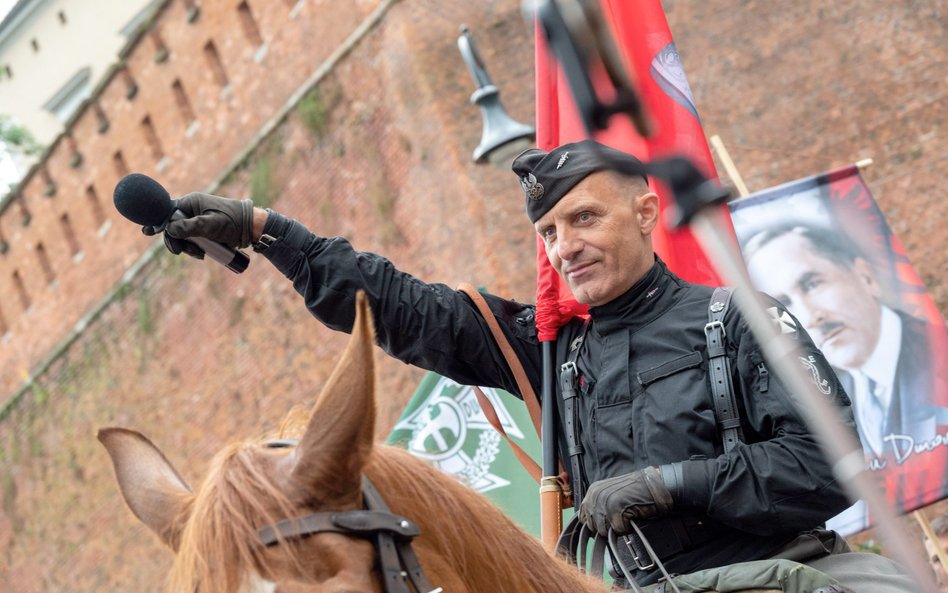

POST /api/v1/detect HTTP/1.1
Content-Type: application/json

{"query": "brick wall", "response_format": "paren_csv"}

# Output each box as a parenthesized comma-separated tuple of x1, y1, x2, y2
(0, 0, 374, 395)
(0, 0, 944, 590)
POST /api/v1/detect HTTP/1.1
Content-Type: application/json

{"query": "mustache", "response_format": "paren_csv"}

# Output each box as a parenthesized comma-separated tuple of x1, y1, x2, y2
(814, 321, 844, 339)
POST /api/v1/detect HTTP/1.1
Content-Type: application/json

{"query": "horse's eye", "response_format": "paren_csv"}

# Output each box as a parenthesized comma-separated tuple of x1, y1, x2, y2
(264, 439, 299, 449)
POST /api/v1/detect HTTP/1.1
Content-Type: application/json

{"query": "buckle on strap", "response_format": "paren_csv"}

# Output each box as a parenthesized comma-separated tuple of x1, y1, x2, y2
(621, 533, 656, 571)
(704, 320, 726, 357)
(704, 319, 725, 340)
(560, 361, 579, 399)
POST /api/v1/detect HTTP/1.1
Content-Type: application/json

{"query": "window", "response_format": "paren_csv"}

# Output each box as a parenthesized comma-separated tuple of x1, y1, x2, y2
(86, 184, 105, 226)
(141, 115, 165, 161)
(151, 29, 169, 63)
(203, 40, 229, 87)
(60, 213, 81, 256)
(237, 2, 264, 47)
(35, 242, 55, 284)
(17, 196, 31, 226)
(113, 150, 129, 178)
(172, 79, 196, 124)
(94, 101, 110, 134)
(43, 67, 92, 124)
(12, 270, 30, 310)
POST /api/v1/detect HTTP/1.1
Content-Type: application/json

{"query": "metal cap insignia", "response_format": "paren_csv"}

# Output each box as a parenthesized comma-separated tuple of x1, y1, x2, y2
(520, 173, 544, 201)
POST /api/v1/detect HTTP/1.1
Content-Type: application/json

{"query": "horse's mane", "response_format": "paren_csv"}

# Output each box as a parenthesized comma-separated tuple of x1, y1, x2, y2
(168, 440, 307, 593)
(167, 405, 602, 593)
(364, 445, 603, 593)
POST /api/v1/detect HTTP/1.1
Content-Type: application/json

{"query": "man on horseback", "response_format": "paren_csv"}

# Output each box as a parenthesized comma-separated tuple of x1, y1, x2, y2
(157, 139, 915, 592)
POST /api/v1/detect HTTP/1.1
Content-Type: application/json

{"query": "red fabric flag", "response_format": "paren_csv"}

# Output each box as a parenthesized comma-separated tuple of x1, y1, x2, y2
(534, 0, 732, 341)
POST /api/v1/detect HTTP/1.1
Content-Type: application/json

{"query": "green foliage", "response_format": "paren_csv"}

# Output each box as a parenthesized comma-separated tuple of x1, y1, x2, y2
(229, 295, 246, 327)
(30, 381, 49, 406)
(137, 292, 154, 335)
(368, 175, 404, 245)
(297, 89, 330, 138)
(0, 115, 43, 157)
(250, 157, 274, 208)
(2, 471, 19, 530)
(114, 280, 131, 301)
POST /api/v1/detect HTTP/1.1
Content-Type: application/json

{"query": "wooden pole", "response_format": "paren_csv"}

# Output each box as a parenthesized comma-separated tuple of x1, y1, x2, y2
(709, 135, 750, 197)
(915, 510, 948, 579)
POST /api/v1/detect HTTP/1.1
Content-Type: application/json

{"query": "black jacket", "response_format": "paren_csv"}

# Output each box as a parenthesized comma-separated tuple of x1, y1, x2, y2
(261, 212, 856, 581)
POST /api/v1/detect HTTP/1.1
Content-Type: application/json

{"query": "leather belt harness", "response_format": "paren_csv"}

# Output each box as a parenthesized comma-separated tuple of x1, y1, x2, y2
(559, 287, 739, 573)
(257, 473, 442, 593)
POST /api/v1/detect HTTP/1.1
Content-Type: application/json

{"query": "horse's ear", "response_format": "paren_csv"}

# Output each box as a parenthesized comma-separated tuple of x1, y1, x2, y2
(292, 291, 377, 497)
(97, 427, 193, 551)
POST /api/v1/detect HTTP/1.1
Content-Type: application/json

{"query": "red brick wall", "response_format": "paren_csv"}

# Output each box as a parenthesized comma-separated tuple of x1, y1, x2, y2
(0, 0, 374, 395)
(0, 0, 944, 590)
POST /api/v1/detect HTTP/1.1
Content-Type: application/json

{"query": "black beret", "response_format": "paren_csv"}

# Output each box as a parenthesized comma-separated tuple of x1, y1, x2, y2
(511, 139, 648, 223)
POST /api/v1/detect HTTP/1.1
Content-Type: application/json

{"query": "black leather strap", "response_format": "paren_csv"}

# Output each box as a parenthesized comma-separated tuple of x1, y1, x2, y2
(560, 320, 590, 509)
(706, 287, 744, 454)
(257, 477, 441, 593)
(362, 478, 441, 593)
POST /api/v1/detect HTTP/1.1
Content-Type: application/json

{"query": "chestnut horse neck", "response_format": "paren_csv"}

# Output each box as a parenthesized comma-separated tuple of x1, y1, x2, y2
(356, 445, 606, 593)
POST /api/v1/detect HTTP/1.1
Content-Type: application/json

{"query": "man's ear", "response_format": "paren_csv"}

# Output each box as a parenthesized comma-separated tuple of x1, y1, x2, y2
(635, 192, 660, 235)
(852, 257, 883, 300)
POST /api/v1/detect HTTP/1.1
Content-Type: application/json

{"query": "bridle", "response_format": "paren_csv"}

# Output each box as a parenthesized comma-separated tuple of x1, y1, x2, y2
(256, 441, 442, 593)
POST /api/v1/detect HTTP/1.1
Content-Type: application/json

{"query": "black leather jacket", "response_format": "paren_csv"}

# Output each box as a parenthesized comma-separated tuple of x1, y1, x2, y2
(261, 211, 856, 582)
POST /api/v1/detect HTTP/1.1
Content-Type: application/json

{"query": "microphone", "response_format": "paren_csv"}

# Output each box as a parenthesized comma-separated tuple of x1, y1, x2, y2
(113, 173, 250, 274)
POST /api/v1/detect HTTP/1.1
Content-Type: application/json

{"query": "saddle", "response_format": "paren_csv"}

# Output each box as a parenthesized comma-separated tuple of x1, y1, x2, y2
(556, 515, 853, 593)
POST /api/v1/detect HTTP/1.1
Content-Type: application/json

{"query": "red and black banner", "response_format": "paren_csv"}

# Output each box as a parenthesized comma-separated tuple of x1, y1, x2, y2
(533, 0, 727, 340)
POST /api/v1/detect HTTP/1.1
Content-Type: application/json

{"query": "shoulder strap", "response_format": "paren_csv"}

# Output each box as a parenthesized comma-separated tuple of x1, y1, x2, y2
(706, 287, 745, 454)
(457, 284, 574, 503)
(457, 283, 542, 436)
(471, 385, 541, 482)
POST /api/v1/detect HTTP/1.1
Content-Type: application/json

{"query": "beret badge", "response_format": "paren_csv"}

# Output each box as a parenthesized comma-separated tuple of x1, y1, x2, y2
(520, 173, 544, 201)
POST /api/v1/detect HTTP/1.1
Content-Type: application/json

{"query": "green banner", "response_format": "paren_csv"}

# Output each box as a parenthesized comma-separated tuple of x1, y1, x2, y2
(386, 373, 543, 536)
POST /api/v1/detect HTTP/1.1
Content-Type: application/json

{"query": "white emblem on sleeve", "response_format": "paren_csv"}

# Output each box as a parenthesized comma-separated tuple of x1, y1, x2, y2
(799, 355, 833, 395)
(767, 306, 796, 334)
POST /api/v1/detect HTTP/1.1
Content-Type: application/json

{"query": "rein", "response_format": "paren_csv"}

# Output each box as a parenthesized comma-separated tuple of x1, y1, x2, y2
(257, 475, 443, 593)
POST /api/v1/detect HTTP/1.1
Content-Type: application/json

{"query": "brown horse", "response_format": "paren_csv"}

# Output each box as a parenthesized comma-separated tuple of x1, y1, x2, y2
(99, 293, 783, 593)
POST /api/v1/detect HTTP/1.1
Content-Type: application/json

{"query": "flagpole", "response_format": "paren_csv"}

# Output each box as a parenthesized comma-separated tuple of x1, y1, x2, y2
(709, 135, 749, 197)
(539, 340, 563, 552)
(914, 510, 948, 578)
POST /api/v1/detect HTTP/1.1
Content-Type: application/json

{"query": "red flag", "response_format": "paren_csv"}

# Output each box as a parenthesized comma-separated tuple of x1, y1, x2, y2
(534, 0, 732, 341)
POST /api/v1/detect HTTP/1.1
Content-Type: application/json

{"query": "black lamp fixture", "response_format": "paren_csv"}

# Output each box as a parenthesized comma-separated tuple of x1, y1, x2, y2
(458, 25, 535, 165)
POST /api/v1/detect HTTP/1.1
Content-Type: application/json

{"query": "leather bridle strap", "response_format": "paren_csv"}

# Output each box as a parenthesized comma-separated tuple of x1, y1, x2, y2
(257, 477, 442, 593)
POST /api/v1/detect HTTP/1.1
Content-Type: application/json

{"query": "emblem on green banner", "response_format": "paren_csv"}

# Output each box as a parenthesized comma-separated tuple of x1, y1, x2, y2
(392, 376, 523, 493)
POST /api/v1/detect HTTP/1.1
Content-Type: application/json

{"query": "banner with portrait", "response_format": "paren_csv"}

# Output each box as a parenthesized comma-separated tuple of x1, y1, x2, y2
(728, 165, 948, 535)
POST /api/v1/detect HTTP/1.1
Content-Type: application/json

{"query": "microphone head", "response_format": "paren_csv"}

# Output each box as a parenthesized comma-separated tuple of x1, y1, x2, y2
(113, 173, 175, 226)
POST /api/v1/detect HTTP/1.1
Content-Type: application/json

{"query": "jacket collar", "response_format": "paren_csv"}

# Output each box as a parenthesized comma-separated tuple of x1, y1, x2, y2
(587, 256, 683, 334)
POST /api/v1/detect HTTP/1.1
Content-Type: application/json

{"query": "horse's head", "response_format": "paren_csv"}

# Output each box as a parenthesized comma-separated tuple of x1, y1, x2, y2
(99, 292, 383, 593)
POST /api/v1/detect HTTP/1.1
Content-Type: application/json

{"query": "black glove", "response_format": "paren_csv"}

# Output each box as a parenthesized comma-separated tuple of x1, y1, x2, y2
(163, 192, 255, 253)
(578, 467, 674, 535)
(142, 224, 205, 259)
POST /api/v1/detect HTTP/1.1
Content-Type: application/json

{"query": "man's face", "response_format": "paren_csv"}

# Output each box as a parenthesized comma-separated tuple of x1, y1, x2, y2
(534, 172, 658, 307)
(745, 232, 882, 369)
